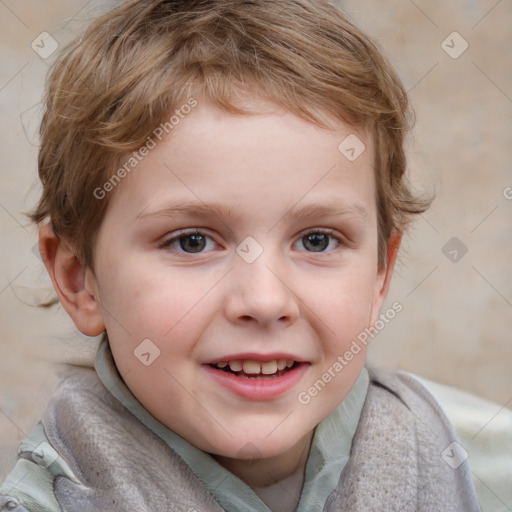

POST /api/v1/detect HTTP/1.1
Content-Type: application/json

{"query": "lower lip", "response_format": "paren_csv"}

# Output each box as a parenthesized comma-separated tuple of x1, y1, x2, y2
(204, 364, 309, 401)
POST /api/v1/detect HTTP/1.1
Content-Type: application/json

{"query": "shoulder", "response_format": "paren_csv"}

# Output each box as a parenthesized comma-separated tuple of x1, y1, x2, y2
(331, 366, 482, 511)
(365, 366, 480, 467)
(0, 421, 79, 512)
(367, 366, 512, 511)
(0, 366, 102, 512)
(364, 365, 464, 442)
(367, 365, 451, 415)
(10, 365, 222, 511)
(414, 374, 512, 512)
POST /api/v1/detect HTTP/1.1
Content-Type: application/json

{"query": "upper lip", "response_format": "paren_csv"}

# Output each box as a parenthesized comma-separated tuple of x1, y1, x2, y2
(203, 352, 308, 364)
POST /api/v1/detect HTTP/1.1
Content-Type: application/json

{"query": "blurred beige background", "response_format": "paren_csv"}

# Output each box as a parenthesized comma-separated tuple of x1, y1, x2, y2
(0, 0, 511, 494)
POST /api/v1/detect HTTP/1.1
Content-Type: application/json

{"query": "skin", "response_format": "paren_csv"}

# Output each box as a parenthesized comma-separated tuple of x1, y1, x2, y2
(40, 99, 400, 512)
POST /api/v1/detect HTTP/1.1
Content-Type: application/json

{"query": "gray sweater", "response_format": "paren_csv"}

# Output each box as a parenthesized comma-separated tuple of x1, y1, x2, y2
(0, 365, 481, 511)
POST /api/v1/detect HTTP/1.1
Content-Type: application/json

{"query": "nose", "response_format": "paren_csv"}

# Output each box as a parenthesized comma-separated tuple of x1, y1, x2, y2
(223, 250, 300, 328)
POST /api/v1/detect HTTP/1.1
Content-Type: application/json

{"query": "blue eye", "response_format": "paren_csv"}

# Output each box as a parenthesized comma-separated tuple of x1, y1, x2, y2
(296, 229, 341, 253)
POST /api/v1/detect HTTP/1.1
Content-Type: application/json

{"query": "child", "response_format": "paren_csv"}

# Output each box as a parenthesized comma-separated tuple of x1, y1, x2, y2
(0, 0, 481, 510)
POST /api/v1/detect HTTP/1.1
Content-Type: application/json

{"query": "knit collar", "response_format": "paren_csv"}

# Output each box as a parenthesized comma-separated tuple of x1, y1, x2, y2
(95, 338, 369, 512)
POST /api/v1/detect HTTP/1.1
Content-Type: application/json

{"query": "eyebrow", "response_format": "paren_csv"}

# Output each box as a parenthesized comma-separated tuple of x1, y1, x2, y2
(288, 202, 368, 222)
(137, 200, 368, 223)
(137, 201, 244, 222)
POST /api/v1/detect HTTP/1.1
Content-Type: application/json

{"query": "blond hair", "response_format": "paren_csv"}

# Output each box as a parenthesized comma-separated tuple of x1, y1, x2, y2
(31, 0, 431, 270)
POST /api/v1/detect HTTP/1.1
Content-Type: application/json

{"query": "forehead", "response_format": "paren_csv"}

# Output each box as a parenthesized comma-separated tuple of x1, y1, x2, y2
(109, 100, 377, 227)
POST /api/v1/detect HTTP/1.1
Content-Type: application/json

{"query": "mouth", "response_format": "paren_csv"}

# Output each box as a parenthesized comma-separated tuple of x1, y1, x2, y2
(209, 359, 301, 379)
(203, 354, 310, 400)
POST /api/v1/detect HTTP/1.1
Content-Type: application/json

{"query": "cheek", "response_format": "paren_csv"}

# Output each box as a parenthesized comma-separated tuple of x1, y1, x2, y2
(97, 254, 171, 328)
(308, 266, 377, 373)
(314, 265, 377, 323)
(96, 255, 214, 358)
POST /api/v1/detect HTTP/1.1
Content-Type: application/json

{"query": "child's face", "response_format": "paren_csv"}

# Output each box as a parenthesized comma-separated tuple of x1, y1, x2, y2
(84, 100, 395, 460)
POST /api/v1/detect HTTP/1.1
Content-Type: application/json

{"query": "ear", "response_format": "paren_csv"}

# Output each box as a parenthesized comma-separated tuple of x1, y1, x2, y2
(369, 230, 402, 325)
(39, 223, 105, 336)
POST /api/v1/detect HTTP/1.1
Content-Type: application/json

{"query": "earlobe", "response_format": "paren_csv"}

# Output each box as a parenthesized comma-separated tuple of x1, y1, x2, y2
(39, 223, 105, 337)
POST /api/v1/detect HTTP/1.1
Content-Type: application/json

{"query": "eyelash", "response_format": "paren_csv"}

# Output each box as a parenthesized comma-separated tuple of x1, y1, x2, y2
(160, 228, 343, 256)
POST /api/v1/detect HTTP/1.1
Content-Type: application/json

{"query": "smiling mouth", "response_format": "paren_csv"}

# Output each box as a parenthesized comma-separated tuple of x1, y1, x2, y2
(209, 359, 300, 378)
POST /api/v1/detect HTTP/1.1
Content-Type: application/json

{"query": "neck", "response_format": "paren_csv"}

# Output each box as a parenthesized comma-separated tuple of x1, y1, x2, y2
(213, 431, 313, 512)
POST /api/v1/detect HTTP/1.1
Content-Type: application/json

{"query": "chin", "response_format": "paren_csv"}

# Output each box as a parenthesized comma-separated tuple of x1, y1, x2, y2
(205, 429, 307, 462)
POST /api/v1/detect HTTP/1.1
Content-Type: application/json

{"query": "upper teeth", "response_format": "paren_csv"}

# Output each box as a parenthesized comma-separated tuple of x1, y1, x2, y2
(214, 359, 295, 374)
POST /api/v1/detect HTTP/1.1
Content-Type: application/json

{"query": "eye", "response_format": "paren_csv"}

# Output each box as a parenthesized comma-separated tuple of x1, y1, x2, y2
(160, 229, 217, 254)
(295, 229, 342, 253)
